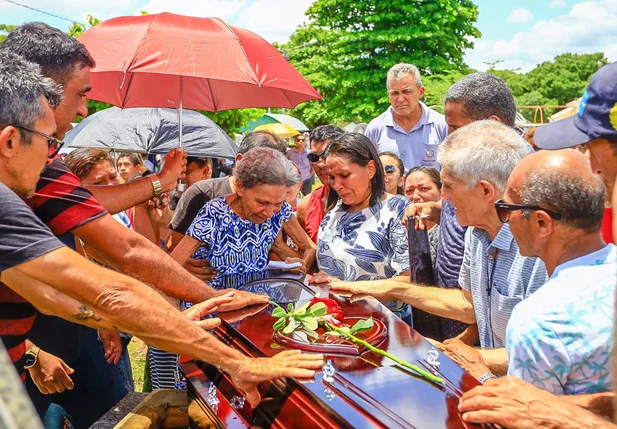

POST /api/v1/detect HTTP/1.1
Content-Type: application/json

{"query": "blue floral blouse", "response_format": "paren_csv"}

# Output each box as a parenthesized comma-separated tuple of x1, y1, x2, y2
(317, 195, 412, 319)
(186, 197, 293, 281)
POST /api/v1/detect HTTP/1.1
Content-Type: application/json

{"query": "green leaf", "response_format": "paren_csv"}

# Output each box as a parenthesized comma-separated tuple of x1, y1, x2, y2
(351, 317, 374, 335)
(294, 301, 311, 315)
(283, 319, 296, 334)
(273, 317, 286, 331)
(308, 302, 327, 317)
(305, 329, 319, 340)
(272, 307, 287, 318)
(301, 317, 318, 331)
(287, 303, 294, 312)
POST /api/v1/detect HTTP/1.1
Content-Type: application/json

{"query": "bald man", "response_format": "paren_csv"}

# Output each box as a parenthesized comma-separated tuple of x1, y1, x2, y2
(457, 149, 616, 427)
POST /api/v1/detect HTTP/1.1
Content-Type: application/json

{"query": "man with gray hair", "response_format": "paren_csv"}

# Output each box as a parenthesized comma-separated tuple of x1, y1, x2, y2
(365, 63, 447, 170)
(457, 150, 617, 428)
(407, 72, 520, 342)
(331, 121, 547, 380)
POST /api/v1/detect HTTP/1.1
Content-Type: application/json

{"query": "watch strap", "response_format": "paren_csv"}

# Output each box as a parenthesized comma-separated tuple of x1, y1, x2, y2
(478, 372, 497, 384)
(24, 345, 41, 369)
(148, 175, 163, 198)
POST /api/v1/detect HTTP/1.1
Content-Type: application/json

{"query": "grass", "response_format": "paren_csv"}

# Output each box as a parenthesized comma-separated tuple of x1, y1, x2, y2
(128, 337, 147, 392)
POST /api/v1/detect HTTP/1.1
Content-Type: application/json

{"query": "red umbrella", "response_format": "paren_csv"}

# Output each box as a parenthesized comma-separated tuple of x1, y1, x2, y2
(79, 13, 321, 191)
(78, 13, 322, 111)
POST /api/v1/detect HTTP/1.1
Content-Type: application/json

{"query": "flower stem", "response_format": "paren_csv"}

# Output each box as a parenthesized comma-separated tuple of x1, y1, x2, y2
(327, 323, 444, 385)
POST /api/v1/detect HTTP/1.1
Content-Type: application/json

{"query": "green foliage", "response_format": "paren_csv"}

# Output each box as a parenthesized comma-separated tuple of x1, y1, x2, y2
(281, 0, 480, 126)
(488, 53, 608, 121)
(0, 24, 16, 44)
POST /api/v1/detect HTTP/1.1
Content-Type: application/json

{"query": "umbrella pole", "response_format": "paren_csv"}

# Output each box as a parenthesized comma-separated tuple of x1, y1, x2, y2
(176, 76, 186, 192)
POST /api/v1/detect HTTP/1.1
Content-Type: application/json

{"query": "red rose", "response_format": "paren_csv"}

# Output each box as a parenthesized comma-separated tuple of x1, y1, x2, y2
(310, 297, 344, 321)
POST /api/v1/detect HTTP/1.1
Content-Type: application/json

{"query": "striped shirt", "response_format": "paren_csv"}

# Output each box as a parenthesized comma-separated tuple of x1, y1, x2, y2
(0, 158, 106, 381)
(459, 224, 548, 348)
(0, 184, 65, 381)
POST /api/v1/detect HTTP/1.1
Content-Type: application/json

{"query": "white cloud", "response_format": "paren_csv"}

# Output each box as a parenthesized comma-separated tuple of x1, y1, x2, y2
(507, 8, 534, 24)
(465, 0, 617, 72)
(549, 0, 568, 7)
(138, 0, 313, 43)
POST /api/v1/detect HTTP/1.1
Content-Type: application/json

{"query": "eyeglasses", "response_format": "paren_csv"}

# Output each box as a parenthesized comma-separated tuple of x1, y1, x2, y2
(494, 199, 562, 223)
(307, 151, 326, 163)
(384, 164, 398, 174)
(296, 138, 306, 143)
(8, 124, 64, 158)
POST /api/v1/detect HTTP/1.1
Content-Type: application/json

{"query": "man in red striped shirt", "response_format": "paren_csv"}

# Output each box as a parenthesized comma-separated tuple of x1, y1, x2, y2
(0, 49, 322, 427)
(0, 22, 268, 426)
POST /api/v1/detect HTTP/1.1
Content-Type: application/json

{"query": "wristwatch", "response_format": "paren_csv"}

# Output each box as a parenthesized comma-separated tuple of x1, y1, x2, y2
(148, 174, 163, 198)
(23, 345, 41, 369)
(478, 372, 497, 384)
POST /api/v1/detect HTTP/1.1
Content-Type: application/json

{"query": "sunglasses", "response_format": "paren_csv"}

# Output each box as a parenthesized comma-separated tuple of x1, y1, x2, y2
(384, 164, 398, 174)
(494, 198, 562, 223)
(9, 124, 65, 158)
(307, 151, 326, 163)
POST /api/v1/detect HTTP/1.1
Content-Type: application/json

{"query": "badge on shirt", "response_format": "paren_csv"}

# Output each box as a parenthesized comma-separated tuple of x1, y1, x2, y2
(422, 148, 437, 162)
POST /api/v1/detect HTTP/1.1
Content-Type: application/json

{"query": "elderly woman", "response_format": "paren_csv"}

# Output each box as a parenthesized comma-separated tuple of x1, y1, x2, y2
(380, 151, 405, 195)
(316, 133, 412, 321)
(404, 166, 442, 262)
(171, 147, 316, 284)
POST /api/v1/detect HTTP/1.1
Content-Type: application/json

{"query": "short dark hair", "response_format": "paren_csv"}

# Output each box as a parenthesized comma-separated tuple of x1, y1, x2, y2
(0, 51, 63, 142)
(1, 22, 95, 84)
(520, 169, 605, 233)
(186, 156, 212, 169)
(238, 131, 287, 155)
(117, 152, 143, 167)
(64, 148, 114, 180)
(309, 125, 345, 143)
(325, 132, 385, 210)
(406, 166, 442, 190)
(445, 72, 517, 127)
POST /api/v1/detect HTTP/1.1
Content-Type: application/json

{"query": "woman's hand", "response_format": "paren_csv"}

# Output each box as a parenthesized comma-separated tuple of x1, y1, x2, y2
(308, 271, 338, 286)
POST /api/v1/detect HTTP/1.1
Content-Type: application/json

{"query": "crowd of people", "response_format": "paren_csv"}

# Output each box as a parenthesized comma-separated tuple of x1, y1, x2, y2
(1, 19, 617, 429)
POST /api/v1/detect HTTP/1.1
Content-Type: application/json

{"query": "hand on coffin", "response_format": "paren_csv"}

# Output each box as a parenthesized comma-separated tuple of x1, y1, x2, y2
(458, 376, 608, 429)
(159, 148, 187, 192)
(437, 338, 490, 381)
(403, 201, 442, 230)
(329, 279, 390, 300)
(218, 303, 269, 324)
(308, 270, 338, 286)
(28, 350, 75, 394)
(232, 350, 324, 408)
(98, 329, 122, 364)
(215, 289, 269, 312)
(183, 292, 236, 330)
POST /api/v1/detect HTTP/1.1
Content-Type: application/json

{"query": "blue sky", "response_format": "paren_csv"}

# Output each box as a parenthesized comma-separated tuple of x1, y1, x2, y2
(1, 0, 616, 72)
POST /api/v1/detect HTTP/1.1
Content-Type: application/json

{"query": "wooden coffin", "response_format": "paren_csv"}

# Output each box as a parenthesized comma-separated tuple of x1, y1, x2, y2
(181, 274, 486, 429)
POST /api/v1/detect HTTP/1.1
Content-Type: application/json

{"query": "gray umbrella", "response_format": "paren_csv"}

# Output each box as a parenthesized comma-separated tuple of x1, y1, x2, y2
(65, 107, 237, 158)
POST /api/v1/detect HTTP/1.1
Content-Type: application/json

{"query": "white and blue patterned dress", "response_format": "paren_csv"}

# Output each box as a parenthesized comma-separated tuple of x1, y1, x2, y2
(187, 196, 293, 282)
(317, 195, 411, 319)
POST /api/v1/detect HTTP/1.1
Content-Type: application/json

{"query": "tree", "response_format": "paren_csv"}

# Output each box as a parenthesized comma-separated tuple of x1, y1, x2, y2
(0, 24, 16, 44)
(281, 0, 481, 126)
(489, 53, 608, 122)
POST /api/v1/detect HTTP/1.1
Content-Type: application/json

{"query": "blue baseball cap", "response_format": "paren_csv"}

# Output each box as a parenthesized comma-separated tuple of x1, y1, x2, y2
(534, 62, 617, 149)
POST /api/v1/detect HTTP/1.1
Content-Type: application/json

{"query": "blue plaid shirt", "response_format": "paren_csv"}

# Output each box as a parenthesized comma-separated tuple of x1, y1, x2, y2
(459, 224, 548, 348)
